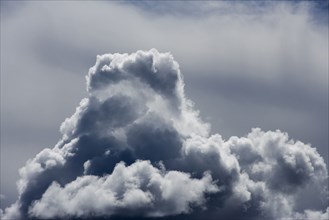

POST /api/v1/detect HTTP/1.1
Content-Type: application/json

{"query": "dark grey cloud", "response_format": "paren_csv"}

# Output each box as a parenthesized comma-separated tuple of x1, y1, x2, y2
(121, 0, 328, 22)
(1, 50, 328, 220)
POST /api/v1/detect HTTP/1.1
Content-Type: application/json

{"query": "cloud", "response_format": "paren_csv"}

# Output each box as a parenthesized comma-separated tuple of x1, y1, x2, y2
(294, 207, 329, 220)
(1, 1, 328, 211)
(2, 49, 328, 220)
(29, 160, 218, 219)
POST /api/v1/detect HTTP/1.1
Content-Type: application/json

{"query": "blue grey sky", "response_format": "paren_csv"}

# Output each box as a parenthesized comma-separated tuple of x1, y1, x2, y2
(0, 1, 328, 218)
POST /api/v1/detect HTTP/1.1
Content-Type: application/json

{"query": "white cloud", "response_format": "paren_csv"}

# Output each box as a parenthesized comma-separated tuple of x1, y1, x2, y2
(295, 207, 329, 220)
(29, 160, 218, 219)
(2, 49, 327, 220)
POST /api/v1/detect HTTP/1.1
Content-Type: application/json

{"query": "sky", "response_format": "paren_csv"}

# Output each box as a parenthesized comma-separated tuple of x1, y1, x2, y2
(0, 1, 328, 220)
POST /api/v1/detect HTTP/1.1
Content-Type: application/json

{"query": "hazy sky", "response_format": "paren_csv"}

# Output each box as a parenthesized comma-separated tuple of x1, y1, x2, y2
(1, 1, 328, 219)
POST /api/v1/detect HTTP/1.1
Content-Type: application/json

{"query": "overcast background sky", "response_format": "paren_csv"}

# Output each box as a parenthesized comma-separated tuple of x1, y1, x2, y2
(1, 0, 328, 210)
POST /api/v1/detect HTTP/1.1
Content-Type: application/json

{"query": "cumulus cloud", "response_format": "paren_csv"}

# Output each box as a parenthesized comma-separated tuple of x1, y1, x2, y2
(29, 160, 218, 219)
(2, 49, 328, 220)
